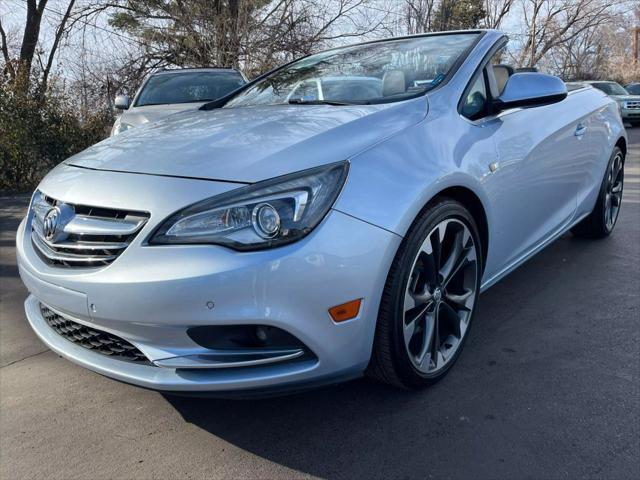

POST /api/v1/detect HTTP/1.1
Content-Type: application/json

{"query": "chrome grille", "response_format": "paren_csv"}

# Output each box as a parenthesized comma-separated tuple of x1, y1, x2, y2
(30, 191, 148, 267)
(40, 304, 151, 364)
(626, 101, 640, 110)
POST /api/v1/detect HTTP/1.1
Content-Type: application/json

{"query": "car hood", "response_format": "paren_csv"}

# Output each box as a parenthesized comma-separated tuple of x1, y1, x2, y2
(66, 100, 427, 183)
(118, 103, 208, 127)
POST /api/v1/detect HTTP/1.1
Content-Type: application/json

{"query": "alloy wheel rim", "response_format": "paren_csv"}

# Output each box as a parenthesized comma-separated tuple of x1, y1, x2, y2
(604, 152, 624, 231)
(403, 219, 478, 375)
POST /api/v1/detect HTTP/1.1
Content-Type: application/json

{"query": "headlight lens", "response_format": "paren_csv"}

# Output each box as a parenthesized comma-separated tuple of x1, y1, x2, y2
(149, 161, 349, 250)
(111, 120, 133, 136)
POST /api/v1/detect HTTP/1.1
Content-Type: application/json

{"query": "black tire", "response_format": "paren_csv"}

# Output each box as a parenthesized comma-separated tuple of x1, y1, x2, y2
(367, 198, 483, 389)
(571, 146, 624, 239)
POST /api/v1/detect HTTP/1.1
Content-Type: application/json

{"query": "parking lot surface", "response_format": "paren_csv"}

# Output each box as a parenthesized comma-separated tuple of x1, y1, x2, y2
(1, 129, 639, 480)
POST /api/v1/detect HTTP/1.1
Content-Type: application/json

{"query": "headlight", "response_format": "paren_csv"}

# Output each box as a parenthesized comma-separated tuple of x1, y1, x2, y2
(149, 161, 349, 250)
(111, 120, 133, 136)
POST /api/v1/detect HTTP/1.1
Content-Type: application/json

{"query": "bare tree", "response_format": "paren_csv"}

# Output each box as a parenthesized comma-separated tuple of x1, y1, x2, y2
(16, 0, 48, 89)
(107, 0, 384, 76)
(547, 25, 605, 79)
(40, 0, 77, 94)
(0, 18, 16, 79)
(516, 0, 621, 68)
(3, 0, 119, 95)
(404, 0, 437, 34)
(403, 0, 486, 33)
(482, 0, 514, 29)
(548, 8, 638, 81)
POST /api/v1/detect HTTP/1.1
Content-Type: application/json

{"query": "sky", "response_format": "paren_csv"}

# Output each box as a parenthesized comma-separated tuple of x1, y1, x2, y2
(1, 0, 637, 84)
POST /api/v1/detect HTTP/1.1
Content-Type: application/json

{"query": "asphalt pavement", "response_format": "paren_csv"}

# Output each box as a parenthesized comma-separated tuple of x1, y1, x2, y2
(1, 129, 639, 480)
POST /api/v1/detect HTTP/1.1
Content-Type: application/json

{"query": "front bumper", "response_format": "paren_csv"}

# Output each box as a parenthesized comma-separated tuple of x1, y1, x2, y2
(17, 168, 401, 392)
(621, 108, 640, 122)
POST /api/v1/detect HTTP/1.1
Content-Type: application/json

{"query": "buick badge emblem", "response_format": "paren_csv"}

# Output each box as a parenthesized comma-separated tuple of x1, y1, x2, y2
(43, 207, 61, 241)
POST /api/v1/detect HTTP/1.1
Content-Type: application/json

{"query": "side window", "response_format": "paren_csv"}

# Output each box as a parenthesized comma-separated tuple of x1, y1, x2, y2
(488, 46, 513, 97)
(490, 48, 506, 66)
(461, 71, 488, 120)
(460, 44, 513, 121)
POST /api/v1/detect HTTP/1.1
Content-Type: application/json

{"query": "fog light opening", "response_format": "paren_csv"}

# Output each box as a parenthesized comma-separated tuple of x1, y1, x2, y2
(187, 324, 310, 352)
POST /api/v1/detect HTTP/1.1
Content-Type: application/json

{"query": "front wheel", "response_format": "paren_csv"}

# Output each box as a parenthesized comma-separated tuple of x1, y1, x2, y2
(367, 199, 482, 389)
(571, 146, 624, 238)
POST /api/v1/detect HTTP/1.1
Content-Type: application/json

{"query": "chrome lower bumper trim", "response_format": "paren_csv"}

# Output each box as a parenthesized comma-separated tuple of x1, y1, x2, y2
(153, 349, 305, 369)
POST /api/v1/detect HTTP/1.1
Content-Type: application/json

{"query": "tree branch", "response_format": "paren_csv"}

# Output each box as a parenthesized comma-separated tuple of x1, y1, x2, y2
(41, 0, 77, 94)
(0, 18, 15, 79)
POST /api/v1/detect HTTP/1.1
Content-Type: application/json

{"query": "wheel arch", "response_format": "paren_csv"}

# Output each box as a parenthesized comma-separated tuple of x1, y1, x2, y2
(437, 186, 488, 273)
(407, 185, 489, 275)
(615, 136, 627, 159)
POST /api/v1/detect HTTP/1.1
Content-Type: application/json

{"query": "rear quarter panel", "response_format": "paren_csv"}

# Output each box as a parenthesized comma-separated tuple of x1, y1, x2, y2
(575, 89, 627, 218)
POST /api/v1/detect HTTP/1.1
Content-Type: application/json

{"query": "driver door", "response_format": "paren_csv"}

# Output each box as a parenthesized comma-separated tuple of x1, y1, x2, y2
(482, 66, 590, 274)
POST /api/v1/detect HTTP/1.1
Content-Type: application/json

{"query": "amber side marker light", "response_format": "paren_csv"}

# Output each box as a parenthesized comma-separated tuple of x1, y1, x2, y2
(328, 299, 362, 322)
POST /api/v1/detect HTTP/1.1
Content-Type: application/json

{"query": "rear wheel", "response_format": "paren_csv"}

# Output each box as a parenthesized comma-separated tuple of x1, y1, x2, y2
(571, 147, 624, 238)
(367, 199, 482, 389)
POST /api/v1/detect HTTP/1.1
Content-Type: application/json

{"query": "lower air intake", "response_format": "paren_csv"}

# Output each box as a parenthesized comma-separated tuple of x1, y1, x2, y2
(40, 304, 152, 365)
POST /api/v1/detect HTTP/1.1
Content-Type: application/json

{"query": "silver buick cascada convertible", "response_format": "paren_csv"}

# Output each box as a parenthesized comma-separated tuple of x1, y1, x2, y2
(17, 30, 627, 395)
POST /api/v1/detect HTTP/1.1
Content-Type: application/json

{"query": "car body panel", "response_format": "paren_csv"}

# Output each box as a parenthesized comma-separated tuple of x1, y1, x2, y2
(115, 102, 209, 128)
(575, 101, 627, 214)
(69, 101, 427, 183)
(481, 91, 594, 272)
(16, 30, 628, 393)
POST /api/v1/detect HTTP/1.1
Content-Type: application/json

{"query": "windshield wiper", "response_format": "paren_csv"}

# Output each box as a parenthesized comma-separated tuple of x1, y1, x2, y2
(288, 99, 354, 106)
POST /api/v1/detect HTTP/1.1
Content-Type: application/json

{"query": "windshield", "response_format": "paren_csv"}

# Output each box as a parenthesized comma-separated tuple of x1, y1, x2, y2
(136, 71, 246, 106)
(626, 84, 640, 95)
(225, 33, 479, 107)
(591, 82, 628, 96)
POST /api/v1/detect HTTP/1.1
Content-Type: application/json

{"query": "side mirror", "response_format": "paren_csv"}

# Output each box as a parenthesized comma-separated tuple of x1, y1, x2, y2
(493, 73, 567, 112)
(114, 94, 130, 110)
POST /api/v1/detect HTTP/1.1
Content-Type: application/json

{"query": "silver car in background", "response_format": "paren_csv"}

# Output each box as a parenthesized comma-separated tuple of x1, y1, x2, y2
(570, 80, 640, 127)
(17, 30, 627, 395)
(111, 68, 247, 135)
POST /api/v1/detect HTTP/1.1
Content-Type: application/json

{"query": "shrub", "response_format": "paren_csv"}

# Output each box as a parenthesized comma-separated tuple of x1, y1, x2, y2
(0, 83, 112, 193)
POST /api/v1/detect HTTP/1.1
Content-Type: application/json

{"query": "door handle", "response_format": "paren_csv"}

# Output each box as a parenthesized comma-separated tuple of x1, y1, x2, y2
(574, 123, 587, 137)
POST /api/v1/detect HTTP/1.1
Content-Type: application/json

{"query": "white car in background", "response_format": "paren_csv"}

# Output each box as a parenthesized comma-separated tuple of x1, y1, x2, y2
(111, 68, 247, 136)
